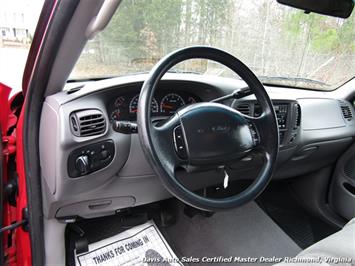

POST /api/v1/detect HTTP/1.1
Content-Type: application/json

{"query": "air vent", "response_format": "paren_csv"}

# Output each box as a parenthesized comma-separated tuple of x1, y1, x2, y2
(236, 104, 251, 116)
(340, 104, 353, 121)
(70, 109, 106, 137)
(294, 103, 301, 129)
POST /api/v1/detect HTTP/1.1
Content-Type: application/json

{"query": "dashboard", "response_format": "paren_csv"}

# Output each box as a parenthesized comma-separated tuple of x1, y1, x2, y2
(39, 74, 355, 220)
(108, 90, 200, 121)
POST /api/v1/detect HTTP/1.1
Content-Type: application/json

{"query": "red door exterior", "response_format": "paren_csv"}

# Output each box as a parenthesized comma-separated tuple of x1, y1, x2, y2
(0, 82, 31, 266)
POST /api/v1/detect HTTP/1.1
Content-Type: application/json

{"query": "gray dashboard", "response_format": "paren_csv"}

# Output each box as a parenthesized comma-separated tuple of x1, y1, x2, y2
(39, 73, 355, 219)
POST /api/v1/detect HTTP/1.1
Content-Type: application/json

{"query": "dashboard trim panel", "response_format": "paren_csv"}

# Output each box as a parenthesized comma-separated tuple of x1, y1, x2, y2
(39, 74, 355, 219)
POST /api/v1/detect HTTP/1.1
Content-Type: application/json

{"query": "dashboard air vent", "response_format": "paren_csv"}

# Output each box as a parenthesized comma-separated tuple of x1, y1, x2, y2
(70, 109, 106, 137)
(340, 105, 353, 121)
(236, 104, 251, 116)
(294, 103, 301, 129)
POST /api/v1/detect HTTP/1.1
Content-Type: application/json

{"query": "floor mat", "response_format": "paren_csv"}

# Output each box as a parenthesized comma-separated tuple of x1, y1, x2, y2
(163, 201, 301, 265)
(65, 203, 171, 266)
(256, 184, 338, 249)
(75, 220, 181, 266)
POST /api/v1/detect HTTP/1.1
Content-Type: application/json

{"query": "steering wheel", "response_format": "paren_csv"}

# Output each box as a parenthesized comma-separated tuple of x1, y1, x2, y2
(137, 46, 278, 211)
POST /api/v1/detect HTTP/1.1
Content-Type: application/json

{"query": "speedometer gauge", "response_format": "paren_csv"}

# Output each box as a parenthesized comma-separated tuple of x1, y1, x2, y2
(129, 94, 159, 114)
(160, 93, 185, 115)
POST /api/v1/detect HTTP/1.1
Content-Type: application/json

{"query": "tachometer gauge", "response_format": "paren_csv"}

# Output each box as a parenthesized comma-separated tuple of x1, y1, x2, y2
(129, 94, 159, 114)
(160, 93, 185, 115)
(114, 96, 125, 107)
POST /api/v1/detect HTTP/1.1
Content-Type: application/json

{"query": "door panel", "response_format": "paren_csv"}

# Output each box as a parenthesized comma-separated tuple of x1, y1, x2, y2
(0, 83, 11, 136)
(329, 142, 355, 220)
(1, 125, 4, 266)
(0, 83, 11, 266)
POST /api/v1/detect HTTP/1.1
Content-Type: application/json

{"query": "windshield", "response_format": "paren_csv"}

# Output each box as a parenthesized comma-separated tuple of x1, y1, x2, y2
(70, 0, 355, 90)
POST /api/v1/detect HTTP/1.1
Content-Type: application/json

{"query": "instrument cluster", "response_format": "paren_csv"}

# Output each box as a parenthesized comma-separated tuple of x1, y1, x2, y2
(108, 91, 200, 121)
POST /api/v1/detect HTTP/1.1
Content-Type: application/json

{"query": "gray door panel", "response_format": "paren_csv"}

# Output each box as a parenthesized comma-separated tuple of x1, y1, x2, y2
(329, 142, 355, 220)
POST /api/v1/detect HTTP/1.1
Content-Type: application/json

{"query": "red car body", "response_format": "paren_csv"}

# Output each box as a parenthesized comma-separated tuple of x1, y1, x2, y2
(1, 82, 31, 265)
(1, 0, 59, 263)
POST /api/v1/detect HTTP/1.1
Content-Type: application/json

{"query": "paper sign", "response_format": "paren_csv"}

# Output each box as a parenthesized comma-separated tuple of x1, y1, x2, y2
(75, 220, 182, 266)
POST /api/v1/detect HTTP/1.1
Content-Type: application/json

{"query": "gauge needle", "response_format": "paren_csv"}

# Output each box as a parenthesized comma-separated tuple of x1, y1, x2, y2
(162, 104, 173, 109)
(131, 109, 138, 113)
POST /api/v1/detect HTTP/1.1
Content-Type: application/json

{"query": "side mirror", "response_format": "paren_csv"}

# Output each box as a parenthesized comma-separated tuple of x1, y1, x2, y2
(277, 0, 354, 18)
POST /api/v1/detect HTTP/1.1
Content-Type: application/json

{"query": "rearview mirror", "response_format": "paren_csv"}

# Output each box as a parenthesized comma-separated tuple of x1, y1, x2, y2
(277, 0, 354, 18)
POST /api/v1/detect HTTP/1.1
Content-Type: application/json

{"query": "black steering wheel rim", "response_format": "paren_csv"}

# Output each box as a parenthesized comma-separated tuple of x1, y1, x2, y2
(137, 46, 279, 211)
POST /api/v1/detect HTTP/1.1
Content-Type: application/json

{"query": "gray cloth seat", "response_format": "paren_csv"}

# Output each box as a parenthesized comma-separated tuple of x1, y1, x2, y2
(276, 218, 355, 266)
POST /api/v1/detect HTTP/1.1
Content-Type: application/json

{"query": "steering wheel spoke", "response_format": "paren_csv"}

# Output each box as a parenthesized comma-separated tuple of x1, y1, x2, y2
(240, 110, 279, 155)
(151, 114, 188, 172)
(239, 113, 263, 146)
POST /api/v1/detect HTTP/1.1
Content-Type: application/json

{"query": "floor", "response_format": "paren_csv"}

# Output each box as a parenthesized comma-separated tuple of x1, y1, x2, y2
(256, 183, 338, 249)
(66, 182, 339, 265)
(163, 201, 301, 265)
